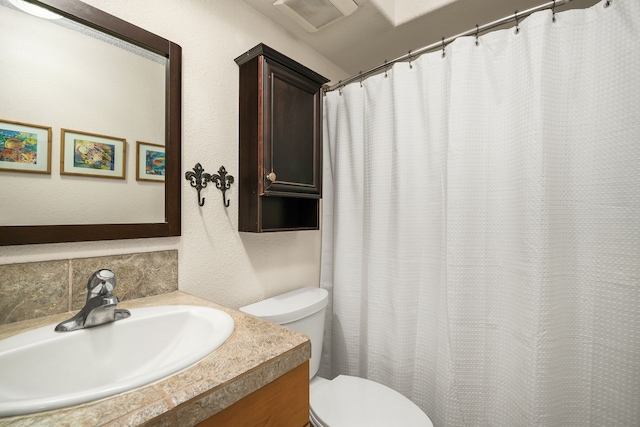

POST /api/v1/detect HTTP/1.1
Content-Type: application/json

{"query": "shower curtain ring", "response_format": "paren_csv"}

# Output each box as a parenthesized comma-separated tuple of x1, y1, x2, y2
(514, 10, 520, 34)
(359, 71, 363, 87)
(408, 50, 413, 69)
(338, 80, 342, 95)
(384, 60, 389, 77)
(552, 0, 557, 22)
(475, 25, 480, 46)
(441, 37, 446, 58)
(604, 0, 611, 7)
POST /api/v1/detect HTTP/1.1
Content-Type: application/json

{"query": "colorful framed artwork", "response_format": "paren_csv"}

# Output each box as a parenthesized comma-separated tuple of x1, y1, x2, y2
(61, 129, 126, 179)
(136, 141, 165, 182)
(0, 119, 52, 174)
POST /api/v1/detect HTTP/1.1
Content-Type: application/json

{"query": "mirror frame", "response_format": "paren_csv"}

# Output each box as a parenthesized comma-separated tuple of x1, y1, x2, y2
(0, 0, 181, 246)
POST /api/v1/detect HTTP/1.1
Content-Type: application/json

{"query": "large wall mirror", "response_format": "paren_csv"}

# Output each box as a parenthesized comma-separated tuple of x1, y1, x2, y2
(0, 0, 181, 245)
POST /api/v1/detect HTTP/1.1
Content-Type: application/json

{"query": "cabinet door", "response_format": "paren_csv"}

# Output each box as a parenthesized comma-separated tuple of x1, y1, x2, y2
(197, 361, 309, 427)
(261, 58, 322, 198)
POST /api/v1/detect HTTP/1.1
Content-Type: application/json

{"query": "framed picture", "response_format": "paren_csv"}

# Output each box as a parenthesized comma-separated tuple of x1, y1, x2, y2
(0, 119, 52, 174)
(136, 141, 165, 182)
(61, 129, 126, 179)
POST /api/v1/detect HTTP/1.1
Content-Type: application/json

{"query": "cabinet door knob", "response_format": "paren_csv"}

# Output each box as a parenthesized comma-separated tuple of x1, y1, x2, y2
(266, 172, 277, 182)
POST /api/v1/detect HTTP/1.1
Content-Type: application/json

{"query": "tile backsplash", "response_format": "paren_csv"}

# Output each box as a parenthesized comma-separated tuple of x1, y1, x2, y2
(0, 250, 178, 325)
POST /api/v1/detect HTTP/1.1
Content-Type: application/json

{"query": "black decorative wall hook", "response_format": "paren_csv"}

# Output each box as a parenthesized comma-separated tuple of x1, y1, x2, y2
(185, 163, 210, 206)
(210, 166, 234, 208)
(185, 163, 234, 207)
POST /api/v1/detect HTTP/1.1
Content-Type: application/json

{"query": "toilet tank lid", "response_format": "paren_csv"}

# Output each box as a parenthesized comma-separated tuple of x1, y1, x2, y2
(239, 287, 328, 325)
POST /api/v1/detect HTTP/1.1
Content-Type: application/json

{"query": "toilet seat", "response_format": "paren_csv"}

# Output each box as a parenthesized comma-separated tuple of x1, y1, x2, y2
(310, 375, 433, 427)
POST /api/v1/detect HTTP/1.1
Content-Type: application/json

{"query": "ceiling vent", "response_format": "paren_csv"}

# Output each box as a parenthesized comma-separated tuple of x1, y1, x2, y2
(273, 0, 358, 32)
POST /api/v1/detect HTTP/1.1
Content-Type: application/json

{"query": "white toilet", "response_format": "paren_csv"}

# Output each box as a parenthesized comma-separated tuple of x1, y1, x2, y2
(240, 287, 433, 427)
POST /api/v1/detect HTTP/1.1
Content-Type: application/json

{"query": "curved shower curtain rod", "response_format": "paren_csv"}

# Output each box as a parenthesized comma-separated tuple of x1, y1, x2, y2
(325, 0, 609, 92)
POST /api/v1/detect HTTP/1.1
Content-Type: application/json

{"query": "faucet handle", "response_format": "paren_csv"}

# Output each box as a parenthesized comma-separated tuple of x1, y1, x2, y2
(87, 269, 116, 299)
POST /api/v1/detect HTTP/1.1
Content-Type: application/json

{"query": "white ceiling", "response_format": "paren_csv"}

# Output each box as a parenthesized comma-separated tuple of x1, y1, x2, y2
(242, 0, 600, 76)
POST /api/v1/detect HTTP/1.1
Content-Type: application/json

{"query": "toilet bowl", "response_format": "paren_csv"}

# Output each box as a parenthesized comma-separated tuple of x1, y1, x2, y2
(240, 287, 433, 427)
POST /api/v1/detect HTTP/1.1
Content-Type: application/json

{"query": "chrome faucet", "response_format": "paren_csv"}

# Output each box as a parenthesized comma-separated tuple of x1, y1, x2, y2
(55, 269, 131, 332)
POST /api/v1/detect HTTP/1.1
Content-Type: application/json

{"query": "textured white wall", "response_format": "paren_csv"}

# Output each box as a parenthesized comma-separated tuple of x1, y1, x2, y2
(0, 0, 348, 309)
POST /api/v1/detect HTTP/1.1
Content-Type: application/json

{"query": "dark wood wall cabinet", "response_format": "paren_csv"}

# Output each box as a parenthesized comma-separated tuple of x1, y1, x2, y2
(235, 44, 329, 232)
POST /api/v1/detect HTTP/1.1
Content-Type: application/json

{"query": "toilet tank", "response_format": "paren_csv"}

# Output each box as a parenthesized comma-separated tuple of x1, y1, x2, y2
(239, 287, 328, 379)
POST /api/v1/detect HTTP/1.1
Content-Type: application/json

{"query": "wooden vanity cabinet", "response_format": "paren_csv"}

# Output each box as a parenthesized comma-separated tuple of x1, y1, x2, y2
(197, 361, 309, 427)
(235, 44, 329, 232)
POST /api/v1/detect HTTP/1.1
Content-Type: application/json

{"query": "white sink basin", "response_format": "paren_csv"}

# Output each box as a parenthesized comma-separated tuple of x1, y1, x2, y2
(0, 305, 234, 417)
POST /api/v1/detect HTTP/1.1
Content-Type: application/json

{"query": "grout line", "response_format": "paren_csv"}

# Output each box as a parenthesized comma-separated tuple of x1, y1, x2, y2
(67, 259, 73, 312)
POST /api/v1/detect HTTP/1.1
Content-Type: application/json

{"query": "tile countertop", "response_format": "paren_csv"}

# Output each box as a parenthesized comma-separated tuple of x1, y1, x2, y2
(0, 291, 311, 427)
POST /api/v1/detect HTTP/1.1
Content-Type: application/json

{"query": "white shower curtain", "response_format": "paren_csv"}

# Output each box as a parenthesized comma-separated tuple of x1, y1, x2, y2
(320, 1, 639, 426)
